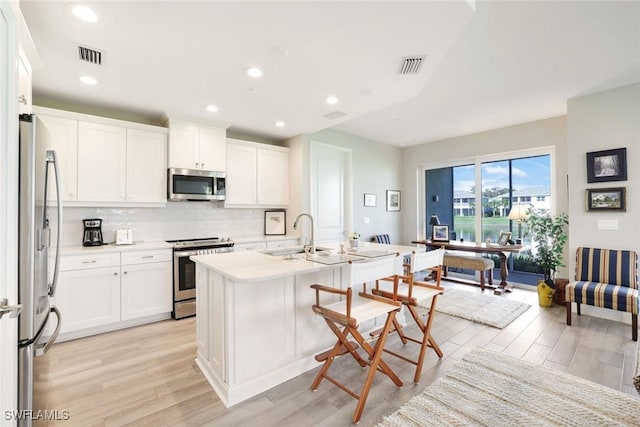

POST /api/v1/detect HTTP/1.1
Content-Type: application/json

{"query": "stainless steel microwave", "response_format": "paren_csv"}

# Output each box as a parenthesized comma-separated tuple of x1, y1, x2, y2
(167, 168, 226, 201)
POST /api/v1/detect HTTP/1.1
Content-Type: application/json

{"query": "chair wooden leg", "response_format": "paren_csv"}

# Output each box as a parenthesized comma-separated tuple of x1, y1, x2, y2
(412, 295, 442, 383)
(488, 269, 493, 286)
(479, 272, 485, 291)
(632, 313, 637, 341)
(566, 302, 572, 325)
(577, 302, 581, 316)
(351, 312, 402, 423)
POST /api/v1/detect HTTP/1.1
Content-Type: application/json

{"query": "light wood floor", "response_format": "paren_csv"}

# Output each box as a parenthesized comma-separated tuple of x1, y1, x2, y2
(34, 282, 639, 426)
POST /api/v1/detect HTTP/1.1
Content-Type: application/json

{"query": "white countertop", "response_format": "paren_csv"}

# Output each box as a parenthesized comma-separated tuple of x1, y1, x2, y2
(191, 242, 424, 282)
(60, 241, 173, 256)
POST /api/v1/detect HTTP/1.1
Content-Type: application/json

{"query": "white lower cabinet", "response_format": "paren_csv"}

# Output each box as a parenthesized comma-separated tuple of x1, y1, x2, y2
(121, 261, 172, 321)
(57, 266, 121, 333)
(55, 249, 172, 338)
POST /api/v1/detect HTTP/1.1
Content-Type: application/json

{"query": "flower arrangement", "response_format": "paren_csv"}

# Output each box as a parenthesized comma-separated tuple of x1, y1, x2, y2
(348, 231, 360, 240)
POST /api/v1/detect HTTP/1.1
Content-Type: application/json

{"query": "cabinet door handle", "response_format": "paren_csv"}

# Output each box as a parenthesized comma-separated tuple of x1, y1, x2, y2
(123, 271, 128, 275)
(201, 162, 205, 168)
(142, 255, 154, 259)
(82, 260, 97, 264)
(114, 272, 118, 276)
(18, 95, 27, 105)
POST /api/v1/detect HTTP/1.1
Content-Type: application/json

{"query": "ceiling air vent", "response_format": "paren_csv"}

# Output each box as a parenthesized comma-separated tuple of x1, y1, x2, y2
(323, 111, 347, 120)
(77, 45, 104, 65)
(399, 55, 425, 75)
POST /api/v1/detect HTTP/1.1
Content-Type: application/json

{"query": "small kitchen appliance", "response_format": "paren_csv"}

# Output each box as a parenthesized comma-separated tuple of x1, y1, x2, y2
(82, 218, 104, 247)
(115, 228, 133, 245)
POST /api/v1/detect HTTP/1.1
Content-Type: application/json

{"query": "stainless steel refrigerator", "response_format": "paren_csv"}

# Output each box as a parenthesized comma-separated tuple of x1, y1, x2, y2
(17, 114, 62, 426)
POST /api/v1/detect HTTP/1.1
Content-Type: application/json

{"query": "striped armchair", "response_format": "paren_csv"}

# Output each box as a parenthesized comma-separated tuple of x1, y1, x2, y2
(566, 247, 638, 341)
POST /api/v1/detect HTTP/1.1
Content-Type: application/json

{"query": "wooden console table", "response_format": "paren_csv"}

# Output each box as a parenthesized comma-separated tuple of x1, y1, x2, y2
(412, 240, 522, 293)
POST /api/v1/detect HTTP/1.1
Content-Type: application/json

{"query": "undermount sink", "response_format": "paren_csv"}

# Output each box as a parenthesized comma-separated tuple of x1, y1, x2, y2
(261, 246, 332, 257)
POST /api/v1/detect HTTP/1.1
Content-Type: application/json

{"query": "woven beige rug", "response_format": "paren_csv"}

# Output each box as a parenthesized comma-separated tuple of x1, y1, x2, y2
(377, 347, 640, 427)
(435, 288, 530, 328)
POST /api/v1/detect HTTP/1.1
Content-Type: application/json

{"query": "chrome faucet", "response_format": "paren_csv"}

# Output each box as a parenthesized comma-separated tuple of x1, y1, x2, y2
(293, 213, 315, 254)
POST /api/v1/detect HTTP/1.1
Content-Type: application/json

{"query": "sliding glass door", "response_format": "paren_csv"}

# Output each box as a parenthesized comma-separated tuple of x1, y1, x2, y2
(425, 153, 551, 285)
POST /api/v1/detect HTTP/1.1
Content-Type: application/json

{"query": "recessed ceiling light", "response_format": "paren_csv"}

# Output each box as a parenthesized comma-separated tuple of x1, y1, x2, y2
(247, 67, 263, 78)
(326, 96, 338, 105)
(69, 4, 97, 23)
(79, 75, 98, 85)
(275, 121, 285, 128)
(206, 105, 219, 113)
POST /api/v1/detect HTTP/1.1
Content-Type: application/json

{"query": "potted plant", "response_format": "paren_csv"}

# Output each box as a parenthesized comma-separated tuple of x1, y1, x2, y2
(524, 209, 569, 307)
(348, 231, 360, 249)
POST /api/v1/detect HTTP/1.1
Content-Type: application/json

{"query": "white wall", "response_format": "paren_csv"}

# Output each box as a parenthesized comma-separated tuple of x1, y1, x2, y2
(54, 204, 267, 247)
(401, 115, 569, 248)
(287, 129, 404, 244)
(566, 82, 640, 324)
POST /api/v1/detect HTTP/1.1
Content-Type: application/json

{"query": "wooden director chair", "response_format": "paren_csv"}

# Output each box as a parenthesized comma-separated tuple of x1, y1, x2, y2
(310, 255, 403, 424)
(371, 248, 445, 383)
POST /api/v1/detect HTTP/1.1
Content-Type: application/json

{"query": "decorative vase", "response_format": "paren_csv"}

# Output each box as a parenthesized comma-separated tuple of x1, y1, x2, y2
(349, 238, 359, 249)
(537, 279, 556, 307)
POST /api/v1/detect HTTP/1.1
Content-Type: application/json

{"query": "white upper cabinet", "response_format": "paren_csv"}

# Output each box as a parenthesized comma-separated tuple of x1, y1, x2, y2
(33, 106, 168, 206)
(35, 114, 78, 201)
(126, 129, 167, 203)
(225, 139, 288, 207)
(77, 121, 127, 202)
(226, 143, 257, 205)
(168, 119, 227, 171)
(257, 148, 289, 206)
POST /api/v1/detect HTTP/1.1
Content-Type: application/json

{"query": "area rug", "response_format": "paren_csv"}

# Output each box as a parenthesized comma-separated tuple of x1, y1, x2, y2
(377, 347, 640, 427)
(434, 288, 530, 329)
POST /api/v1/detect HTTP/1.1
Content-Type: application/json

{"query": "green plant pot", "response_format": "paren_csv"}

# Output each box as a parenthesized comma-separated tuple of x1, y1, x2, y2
(537, 279, 556, 307)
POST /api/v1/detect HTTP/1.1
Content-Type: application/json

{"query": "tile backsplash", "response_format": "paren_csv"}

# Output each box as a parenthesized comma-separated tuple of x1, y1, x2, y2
(53, 202, 270, 246)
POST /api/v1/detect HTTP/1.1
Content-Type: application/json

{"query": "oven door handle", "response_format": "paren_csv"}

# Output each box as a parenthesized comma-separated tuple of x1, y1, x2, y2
(174, 250, 200, 258)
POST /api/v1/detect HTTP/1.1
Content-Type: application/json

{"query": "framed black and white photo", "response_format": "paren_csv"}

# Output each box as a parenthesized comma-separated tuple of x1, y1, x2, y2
(497, 231, 512, 246)
(386, 190, 401, 211)
(432, 224, 449, 242)
(586, 187, 626, 212)
(264, 210, 286, 235)
(586, 148, 627, 183)
(364, 193, 377, 207)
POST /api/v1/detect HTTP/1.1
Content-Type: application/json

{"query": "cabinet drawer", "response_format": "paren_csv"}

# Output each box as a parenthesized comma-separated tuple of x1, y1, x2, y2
(234, 242, 267, 251)
(266, 239, 299, 249)
(121, 249, 172, 265)
(60, 252, 120, 271)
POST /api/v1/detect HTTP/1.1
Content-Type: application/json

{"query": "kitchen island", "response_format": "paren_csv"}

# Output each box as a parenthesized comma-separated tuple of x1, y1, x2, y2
(191, 242, 421, 407)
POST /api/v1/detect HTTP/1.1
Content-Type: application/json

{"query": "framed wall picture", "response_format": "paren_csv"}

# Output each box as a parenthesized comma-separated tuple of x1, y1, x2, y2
(497, 231, 512, 246)
(364, 193, 377, 207)
(264, 210, 286, 235)
(586, 148, 627, 183)
(386, 190, 401, 211)
(586, 187, 626, 212)
(432, 224, 449, 242)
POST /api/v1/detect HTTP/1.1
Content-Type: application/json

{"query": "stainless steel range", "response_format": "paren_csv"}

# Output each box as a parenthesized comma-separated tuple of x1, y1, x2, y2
(166, 237, 234, 319)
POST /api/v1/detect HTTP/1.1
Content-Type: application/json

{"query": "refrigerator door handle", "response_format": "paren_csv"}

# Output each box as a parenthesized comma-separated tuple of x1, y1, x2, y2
(35, 306, 61, 357)
(45, 150, 62, 297)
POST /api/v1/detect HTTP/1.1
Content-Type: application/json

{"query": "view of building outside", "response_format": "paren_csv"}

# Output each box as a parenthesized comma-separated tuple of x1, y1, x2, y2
(451, 155, 551, 285)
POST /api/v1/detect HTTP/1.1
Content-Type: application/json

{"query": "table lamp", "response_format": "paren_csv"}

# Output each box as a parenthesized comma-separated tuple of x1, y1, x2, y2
(429, 214, 440, 239)
(508, 205, 529, 244)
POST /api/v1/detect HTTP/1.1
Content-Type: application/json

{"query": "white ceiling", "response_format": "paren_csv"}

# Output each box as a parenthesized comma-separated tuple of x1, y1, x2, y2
(21, 1, 640, 147)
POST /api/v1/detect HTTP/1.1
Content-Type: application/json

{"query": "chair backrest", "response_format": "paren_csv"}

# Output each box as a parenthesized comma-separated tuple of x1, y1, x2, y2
(575, 247, 638, 289)
(410, 248, 445, 274)
(373, 234, 391, 244)
(349, 254, 400, 285)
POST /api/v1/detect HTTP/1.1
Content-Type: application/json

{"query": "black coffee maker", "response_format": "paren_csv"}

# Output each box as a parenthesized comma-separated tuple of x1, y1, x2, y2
(82, 218, 104, 247)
